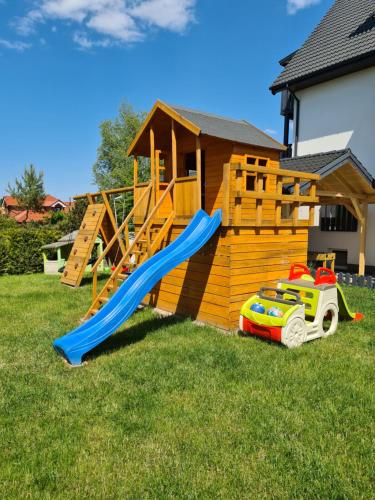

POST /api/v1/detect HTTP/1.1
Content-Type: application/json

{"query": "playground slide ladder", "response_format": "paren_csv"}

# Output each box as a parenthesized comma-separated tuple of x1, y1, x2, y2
(61, 203, 107, 287)
(85, 179, 176, 320)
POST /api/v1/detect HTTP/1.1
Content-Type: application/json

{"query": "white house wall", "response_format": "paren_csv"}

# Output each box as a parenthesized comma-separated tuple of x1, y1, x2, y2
(293, 67, 375, 267)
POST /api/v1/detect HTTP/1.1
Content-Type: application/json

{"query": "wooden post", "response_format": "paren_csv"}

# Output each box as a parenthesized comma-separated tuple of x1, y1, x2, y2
(133, 156, 138, 187)
(171, 119, 177, 211)
(150, 127, 155, 207)
(308, 204, 315, 226)
(275, 175, 282, 226)
(222, 163, 230, 226)
(359, 203, 368, 276)
(293, 178, 300, 226)
(233, 168, 243, 226)
(155, 150, 160, 195)
(196, 136, 202, 210)
(255, 173, 263, 226)
(171, 120, 177, 179)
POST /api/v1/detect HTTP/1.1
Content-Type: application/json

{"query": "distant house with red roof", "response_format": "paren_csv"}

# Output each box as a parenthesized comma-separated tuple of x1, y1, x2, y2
(1, 195, 73, 223)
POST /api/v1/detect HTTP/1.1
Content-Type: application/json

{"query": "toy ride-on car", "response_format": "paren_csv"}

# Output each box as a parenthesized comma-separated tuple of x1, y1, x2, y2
(239, 264, 363, 348)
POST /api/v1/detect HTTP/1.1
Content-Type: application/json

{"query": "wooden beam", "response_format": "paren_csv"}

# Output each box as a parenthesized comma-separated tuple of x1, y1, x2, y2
(196, 136, 202, 210)
(222, 163, 230, 226)
(255, 174, 263, 226)
(101, 191, 126, 257)
(150, 126, 155, 207)
(233, 170, 243, 226)
(333, 170, 359, 194)
(155, 150, 160, 200)
(231, 163, 320, 181)
(171, 119, 177, 179)
(351, 197, 364, 223)
(317, 190, 366, 200)
(236, 191, 318, 203)
(133, 156, 138, 187)
(359, 203, 368, 276)
(342, 203, 358, 220)
(74, 185, 133, 201)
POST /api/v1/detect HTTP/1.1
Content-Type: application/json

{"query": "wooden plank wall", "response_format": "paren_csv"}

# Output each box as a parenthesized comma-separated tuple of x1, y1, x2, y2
(227, 226, 309, 329)
(142, 224, 231, 329)
(141, 224, 309, 331)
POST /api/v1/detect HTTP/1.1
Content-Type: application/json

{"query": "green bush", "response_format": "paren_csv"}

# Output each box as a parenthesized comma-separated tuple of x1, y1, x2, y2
(0, 226, 62, 275)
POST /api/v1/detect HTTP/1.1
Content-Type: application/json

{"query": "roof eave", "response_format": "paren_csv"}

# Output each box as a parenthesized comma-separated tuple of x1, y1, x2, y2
(270, 51, 375, 94)
(127, 100, 201, 157)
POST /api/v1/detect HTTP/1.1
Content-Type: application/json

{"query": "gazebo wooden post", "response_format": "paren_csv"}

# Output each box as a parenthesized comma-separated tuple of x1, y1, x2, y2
(359, 202, 368, 276)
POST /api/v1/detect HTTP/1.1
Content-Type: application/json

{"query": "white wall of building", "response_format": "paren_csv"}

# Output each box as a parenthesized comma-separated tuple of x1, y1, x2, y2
(293, 67, 375, 267)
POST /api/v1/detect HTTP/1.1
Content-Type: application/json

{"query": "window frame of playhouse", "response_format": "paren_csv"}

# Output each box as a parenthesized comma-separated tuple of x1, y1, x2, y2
(245, 155, 270, 192)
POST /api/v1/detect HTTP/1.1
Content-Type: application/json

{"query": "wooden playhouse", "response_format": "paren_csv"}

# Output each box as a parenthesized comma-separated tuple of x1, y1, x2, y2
(61, 100, 375, 331)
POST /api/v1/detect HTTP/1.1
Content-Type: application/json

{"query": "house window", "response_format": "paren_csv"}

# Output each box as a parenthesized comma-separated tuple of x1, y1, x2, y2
(320, 205, 358, 232)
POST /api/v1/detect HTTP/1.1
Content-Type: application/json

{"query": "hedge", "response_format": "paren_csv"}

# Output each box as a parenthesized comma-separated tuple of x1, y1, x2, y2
(0, 227, 62, 275)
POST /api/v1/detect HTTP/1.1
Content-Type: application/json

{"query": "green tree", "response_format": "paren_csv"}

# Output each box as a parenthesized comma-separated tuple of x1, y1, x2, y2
(93, 101, 150, 190)
(58, 199, 88, 234)
(7, 164, 46, 222)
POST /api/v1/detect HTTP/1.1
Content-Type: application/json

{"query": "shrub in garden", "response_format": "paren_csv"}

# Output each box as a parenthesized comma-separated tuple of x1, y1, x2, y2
(0, 226, 62, 275)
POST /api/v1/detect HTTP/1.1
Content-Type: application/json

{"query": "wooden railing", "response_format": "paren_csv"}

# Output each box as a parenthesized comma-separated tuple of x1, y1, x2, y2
(174, 176, 199, 218)
(222, 163, 320, 227)
(87, 178, 176, 315)
(91, 182, 152, 297)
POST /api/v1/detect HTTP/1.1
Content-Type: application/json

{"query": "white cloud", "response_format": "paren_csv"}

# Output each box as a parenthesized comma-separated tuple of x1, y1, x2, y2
(13, 0, 196, 48)
(287, 0, 321, 15)
(0, 38, 31, 51)
(130, 0, 195, 31)
(73, 31, 112, 49)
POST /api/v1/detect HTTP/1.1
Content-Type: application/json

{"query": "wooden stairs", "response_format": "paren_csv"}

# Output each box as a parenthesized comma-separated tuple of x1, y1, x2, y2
(84, 179, 176, 320)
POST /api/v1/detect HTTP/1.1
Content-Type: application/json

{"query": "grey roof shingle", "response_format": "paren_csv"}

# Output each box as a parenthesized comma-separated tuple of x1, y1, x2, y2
(171, 104, 286, 152)
(280, 149, 375, 186)
(271, 0, 375, 92)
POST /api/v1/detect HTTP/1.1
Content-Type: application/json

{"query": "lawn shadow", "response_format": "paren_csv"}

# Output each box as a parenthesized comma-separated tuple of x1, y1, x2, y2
(85, 313, 186, 362)
(79, 273, 110, 288)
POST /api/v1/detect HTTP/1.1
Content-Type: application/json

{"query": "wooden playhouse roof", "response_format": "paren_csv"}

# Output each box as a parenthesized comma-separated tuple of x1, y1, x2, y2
(128, 100, 286, 156)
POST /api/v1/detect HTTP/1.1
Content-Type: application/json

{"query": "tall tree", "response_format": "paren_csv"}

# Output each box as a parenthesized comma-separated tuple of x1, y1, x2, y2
(7, 164, 46, 221)
(93, 101, 150, 190)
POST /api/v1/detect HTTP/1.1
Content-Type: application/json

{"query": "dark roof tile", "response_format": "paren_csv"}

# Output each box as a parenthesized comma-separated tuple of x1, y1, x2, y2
(171, 105, 286, 151)
(271, 0, 375, 92)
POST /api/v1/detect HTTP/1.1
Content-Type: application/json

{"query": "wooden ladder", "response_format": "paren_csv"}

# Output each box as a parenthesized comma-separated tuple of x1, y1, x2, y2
(61, 203, 107, 287)
(84, 179, 175, 320)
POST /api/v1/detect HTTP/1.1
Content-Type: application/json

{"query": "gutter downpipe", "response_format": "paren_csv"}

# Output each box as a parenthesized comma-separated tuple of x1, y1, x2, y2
(287, 85, 300, 157)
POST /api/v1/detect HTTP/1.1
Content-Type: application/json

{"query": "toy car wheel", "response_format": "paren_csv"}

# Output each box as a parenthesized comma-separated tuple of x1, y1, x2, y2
(320, 303, 339, 337)
(282, 317, 307, 348)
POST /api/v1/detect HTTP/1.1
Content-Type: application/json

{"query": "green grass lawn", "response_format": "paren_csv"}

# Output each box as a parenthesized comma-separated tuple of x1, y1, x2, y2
(1, 274, 374, 498)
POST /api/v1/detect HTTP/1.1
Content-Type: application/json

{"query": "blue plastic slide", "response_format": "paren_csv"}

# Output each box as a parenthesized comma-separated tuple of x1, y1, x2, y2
(53, 209, 222, 365)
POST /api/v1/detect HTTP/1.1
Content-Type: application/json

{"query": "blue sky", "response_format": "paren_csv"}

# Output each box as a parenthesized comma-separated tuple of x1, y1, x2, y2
(0, 0, 333, 200)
